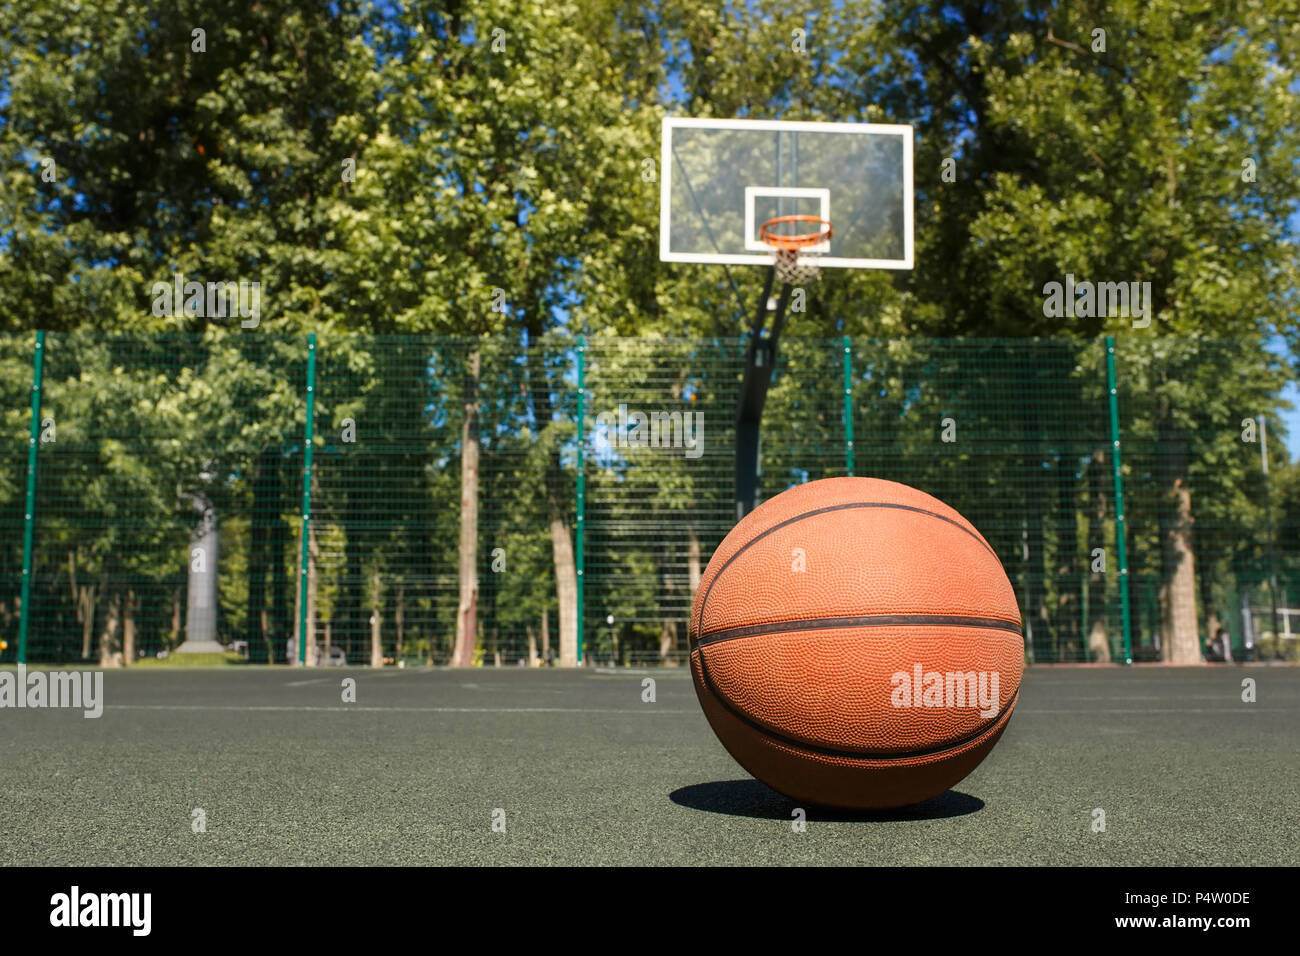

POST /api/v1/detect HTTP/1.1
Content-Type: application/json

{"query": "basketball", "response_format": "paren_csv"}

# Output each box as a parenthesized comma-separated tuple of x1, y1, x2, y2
(689, 476, 1023, 809)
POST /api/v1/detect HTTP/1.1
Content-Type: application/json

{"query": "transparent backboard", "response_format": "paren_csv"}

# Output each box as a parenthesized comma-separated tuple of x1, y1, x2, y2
(659, 118, 914, 270)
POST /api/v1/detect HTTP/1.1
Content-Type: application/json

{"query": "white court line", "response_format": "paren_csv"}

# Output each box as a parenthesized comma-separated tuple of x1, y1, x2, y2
(103, 705, 1280, 715)
(1028, 678, 1289, 684)
(1037, 695, 1239, 701)
(1018, 708, 1279, 714)
(109, 704, 692, 714)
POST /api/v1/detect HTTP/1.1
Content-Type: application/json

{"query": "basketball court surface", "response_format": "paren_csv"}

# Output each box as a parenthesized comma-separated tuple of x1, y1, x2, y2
(2, 666, 1293, 866)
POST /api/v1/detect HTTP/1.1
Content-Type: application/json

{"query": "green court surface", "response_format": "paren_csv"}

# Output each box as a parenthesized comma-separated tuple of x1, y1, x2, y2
(1, 666, 1294, 866)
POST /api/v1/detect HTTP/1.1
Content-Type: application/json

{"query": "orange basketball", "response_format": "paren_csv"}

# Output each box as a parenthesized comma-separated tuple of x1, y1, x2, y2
(689, 476, 1023, 809)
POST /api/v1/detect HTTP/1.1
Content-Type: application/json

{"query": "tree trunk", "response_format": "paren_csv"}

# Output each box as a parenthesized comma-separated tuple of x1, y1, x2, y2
(80, 585, 96, 660)
(1197, 555, 1220, 659)
(1016, 394, 1050, 660)
(1204, 607, 1220, 657)
(520, 328, 579, 668)
(370, 612, 383, 667)
(656, 534, 677, 665)
(452, 350, 481, 668)
(170, 586, 182, 651)
(69, 553, 97, 660)
(674, 529, 704, 663)
(1160, 476, 1201, 663)
(395, 586, 405, 663)
(339, 526, 364, 662)
(1055, 454, 1079, 658)
(370, 569, 384, 667)
(551, 514, 578, 666)
(122, 589, 136, 664)
(526, 623, 537, 666)
(66, 552, 78, 650)
(1086, 450, 1111, 662)
(248, 448, 275, 662)
(292, 532, 304, 666)
(659, 619, 679, 666)
(687, 529, 702, 600)
(99, 586, 121, 667)
(541, 610, 550, 664)
(272, 474, 293, 659)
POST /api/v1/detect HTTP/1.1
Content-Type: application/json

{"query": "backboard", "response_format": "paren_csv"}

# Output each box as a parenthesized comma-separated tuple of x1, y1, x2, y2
(659, 117, 914, 270)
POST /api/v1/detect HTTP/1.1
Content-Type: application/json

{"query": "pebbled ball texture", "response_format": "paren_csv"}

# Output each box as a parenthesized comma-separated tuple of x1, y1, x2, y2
(689, 476, 1024, 809)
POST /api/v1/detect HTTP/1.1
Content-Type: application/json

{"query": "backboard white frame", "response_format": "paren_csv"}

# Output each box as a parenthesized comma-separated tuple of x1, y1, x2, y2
(659, 117, 914, 270)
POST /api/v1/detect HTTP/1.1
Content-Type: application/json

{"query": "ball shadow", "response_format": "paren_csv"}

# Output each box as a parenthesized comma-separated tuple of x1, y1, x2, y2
(670, 779, 984, 821)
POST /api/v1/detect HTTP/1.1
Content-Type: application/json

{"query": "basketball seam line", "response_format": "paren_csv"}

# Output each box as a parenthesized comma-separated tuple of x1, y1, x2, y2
(694, 613, 1024, 648)
(691, 499, 1005, 643)
(695, 659, 1020, 761)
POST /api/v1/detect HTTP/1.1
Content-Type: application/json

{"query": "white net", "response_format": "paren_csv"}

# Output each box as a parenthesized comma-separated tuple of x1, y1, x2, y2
(772, 247, 823, 285)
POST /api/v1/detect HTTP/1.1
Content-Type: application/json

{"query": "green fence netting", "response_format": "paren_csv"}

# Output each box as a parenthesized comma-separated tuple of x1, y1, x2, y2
(2, 333, 1293, 665)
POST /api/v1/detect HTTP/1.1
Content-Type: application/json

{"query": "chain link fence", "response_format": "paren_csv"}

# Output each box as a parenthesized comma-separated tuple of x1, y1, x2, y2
(2, 333, 1293, 665)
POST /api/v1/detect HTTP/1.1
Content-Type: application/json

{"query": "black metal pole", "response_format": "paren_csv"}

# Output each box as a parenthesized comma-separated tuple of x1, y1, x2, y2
(735, 268, 788, 520)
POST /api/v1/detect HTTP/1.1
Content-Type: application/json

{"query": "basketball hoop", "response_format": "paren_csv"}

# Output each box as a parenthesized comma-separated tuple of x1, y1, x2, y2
(759, 214, 833, 285)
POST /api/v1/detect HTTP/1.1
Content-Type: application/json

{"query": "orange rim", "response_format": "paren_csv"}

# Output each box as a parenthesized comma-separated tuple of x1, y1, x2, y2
(759, 214, 833, 250)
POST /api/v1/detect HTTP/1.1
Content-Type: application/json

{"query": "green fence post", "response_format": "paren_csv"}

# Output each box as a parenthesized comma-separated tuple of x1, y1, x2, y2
(17, 331, 45, 664)
(575, 337, 586, 665)
(842, 336, 855, 477)
(296, 333, 317, 666)
(1105, 336, 1133, 664)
